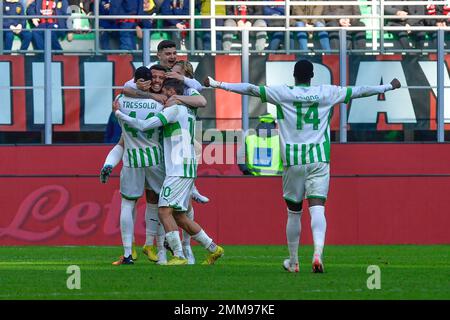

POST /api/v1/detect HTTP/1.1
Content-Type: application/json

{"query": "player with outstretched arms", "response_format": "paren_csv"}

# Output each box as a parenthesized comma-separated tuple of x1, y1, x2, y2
(204, 59, 401, 273)
(114, 78, 224, 266)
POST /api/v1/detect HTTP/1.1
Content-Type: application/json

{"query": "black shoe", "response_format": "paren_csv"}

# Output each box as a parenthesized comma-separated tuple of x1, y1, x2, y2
(100, 165, 113, 184)
(112, 254, 134, 265)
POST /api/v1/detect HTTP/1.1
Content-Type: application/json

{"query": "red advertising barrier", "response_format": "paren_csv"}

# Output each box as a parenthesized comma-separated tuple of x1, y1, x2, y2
(1, 144, 450, 245)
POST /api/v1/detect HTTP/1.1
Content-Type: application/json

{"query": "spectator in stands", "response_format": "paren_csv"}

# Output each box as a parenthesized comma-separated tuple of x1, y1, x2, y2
(68, 0, 92, 14)
(197, 0, 226, 51)
(384, 0, 426, 50)
(67, 0, 93, 32)
(98, 0, 116, 50)
(3, 0, 32, 52)
(110, 0, 140, 51)
(323, 0, 366, 50)
(425, 2, 450, 48)
(291, 0, 331, 51)
(27, 0, 70, 51)
(223, 0, 267, 52)
(55, 0, 74, 44)
(136, 0, 163, 46)
(264, 0, 292, 51)
(160, 0, 190, 50)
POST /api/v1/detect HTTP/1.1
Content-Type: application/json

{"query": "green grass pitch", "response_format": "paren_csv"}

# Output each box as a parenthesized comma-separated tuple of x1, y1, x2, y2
(0, 245, 448, 300)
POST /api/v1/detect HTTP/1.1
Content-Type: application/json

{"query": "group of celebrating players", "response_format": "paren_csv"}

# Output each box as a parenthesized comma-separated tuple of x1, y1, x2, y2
(100, 39, 401, 272)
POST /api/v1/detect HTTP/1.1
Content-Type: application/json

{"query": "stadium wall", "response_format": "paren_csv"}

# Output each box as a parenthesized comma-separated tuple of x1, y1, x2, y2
(1, 54, 450, 132)
(0, 144, 449, 246)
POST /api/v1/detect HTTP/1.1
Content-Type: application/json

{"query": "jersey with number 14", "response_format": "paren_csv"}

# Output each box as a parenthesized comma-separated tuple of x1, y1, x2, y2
(117, 95, 164, 168)
(259, 84, 352, 166)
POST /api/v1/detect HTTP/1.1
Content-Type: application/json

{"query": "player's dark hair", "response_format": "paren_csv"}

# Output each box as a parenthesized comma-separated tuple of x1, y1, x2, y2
(293, 59, 314, 84)
(163, 78, 184, 95)
(149, 64, 169, 74)
(134, 66, 151, 82)
(157, 40, 177, 52)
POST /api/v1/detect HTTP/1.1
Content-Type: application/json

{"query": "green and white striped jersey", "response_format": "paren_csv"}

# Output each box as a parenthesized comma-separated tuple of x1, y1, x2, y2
(157, 105, 197, 178)
(259, 84, 352, 166)
(116, 104, 197, 178)
(117, 95, 164, 168)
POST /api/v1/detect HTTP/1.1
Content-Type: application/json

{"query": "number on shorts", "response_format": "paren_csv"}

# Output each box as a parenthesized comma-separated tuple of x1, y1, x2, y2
(163, 187, 171, 197)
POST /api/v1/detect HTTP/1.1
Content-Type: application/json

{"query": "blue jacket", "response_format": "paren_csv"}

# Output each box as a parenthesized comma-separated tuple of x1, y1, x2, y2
(109, 0, 140, 15)
(160, 0, 189, 26)
(99, 0, 116, 28)
(3, 0, 27, 28)
(27, 0, 69, 28)
(263, 1, 285, 27)
(138, 0, 161, 29)
(55, 0, 69, 29)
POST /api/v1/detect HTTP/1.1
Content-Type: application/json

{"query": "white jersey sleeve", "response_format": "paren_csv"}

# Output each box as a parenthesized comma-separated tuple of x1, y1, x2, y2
(323, 85, 352, 106)
(124, 79, 137, 89)
(158, 106, 180, 124)
(184, 87, 201, 96)
(259, 85, 290, 105)
(183, 77, 203, 92)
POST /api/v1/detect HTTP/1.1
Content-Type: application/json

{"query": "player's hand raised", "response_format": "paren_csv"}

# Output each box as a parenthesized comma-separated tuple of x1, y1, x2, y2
(204, 76, 220, 88)
(136, 79, 152, 91)
(166, 71, 184, 81)
(390, 78, 401, 89)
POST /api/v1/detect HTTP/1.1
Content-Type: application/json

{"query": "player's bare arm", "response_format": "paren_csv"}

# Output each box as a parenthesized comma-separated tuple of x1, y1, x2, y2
(168, 94, 207, 108)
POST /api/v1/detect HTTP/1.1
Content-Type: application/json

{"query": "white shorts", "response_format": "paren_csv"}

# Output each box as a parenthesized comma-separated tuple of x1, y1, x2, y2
(158, 176, 194, 211)
(282, 162, 330, 203)
(120, 165, 165, 200)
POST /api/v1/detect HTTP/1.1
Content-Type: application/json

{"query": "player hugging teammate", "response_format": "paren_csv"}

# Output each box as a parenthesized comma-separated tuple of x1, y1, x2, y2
(101, 40, 224, 266)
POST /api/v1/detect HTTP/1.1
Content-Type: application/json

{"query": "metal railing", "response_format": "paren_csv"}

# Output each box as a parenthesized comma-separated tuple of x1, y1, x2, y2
(0, 0, 449, 143)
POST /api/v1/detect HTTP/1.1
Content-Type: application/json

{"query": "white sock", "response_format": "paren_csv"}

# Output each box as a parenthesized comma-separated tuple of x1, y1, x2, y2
(145, 203, 158, 246)
(310, 205, 327, 256)
(182, 207, 194, 247)
(104, 144, 124, 168)
(165, 231, 184, 258)
(192, 229, 216, 253)
(286, 209, 302, 264)
(120, 198, 135, 257)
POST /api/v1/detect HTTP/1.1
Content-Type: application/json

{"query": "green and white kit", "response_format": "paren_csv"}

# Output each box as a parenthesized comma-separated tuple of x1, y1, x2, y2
(259, 84, 351, 202)
(117, 95, 165, 199)
(116, 104, 197, 210)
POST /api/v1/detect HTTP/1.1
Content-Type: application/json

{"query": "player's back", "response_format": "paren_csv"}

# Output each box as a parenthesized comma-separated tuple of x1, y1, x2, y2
(117, 95, 164, 168)
(160, 104, 197, 178)
(262, 84, 349, 165)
